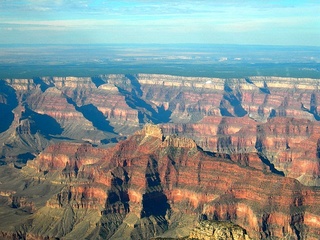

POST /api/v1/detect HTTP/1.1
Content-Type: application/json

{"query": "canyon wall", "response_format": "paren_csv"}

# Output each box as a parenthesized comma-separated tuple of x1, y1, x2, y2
(0, 125, 320, 239)
(1, 74, 320, 185)
(1, 74, 320, 238)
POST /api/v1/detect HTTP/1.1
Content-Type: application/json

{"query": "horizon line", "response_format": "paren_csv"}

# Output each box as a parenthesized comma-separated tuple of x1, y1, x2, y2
(0, 43, 320, 48)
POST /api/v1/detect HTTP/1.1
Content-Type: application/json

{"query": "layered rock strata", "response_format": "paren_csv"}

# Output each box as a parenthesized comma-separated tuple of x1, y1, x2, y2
(0, 125, 320, 239)
(1, 74, 320, 186)
(189, 220, 251, 240)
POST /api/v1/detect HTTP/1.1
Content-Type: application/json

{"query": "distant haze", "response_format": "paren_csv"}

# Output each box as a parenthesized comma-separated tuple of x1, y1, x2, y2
(0, 0, 319, 46)
(0, 44, 319, 79)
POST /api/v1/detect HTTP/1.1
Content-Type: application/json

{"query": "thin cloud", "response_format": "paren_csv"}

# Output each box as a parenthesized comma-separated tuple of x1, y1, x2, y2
(1, 19, 120, 31)
(0, 0, 319, 45)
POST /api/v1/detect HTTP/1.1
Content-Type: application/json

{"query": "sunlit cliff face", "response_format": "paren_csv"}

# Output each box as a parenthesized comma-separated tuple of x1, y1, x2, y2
(1, 74, 320, 239)
(2, 75, 320, 185)
(0, 124, 319, 239)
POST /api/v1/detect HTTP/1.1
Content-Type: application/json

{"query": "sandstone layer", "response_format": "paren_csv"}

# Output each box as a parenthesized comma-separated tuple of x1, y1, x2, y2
(0, 125, 320, 239)
(1, 74, 319, 186)
(1, 74, 320, 238)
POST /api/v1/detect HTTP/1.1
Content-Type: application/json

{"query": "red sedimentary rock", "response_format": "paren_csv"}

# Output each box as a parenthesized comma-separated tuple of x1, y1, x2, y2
(19, 125, 320, 239)
(2, 75, 320, 238)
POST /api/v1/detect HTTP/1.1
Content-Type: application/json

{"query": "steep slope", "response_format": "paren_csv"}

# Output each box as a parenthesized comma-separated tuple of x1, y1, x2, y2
(1, 74, 320, 186)
(0, 125, 320, 239)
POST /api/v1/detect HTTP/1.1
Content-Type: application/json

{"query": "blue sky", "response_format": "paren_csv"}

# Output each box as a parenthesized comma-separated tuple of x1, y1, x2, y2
(0, 0, 319, 46)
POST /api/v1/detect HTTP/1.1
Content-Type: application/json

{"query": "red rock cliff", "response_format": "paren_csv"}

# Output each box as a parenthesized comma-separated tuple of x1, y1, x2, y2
(0, 125, 316, 239)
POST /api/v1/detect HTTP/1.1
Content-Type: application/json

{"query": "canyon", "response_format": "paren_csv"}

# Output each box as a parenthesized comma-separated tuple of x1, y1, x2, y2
(1, 74, 320, 239)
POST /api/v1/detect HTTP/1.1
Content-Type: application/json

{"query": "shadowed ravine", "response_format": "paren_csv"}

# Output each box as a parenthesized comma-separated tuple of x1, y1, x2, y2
(65, 96, 115, 133)
(1, 75, 320, 239)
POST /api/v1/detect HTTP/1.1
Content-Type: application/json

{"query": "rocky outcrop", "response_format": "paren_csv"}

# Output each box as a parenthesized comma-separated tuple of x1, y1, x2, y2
(10, 195, 35, 213)
(1, 74, 320, 188)
(1, 125, 320, 239)
(136, 75, 320, 186)
(51, 75, 140, 132)
(2, 74, 320, 184)
(162, 135, 197, 148)
(189, 220, 251, 240)
(136, 123, 164, 140)
(1, 74, 320, 238)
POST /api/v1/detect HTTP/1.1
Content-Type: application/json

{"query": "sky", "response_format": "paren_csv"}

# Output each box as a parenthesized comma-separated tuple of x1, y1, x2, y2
(0, 0, 319, 46)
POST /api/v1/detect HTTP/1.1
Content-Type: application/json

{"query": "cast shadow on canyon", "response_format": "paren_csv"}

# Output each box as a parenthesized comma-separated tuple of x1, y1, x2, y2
(98, 168, 130, 238)
(13, 152, 36, 169)
(79, 104, 115, 133)
(122, 74, 172, 124)
(65, 96, 115, 133)
(221, 81, 248, 117)
(0, 81, 18, 133)
(33, 77, 54, 92)
(22, 107, 63, 138)
(0, 103, 14, 133)
(91, 76, 106, 88)
(141, 158, 170, 222)
(255, 132, 285, 176)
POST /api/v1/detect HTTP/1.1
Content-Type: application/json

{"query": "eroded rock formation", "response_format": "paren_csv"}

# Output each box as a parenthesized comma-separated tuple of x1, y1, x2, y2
(1, 75, 320, 181)
(0, 125, 320, 239)
(188, 220, 251, 240)
(1, 74, 320, 238)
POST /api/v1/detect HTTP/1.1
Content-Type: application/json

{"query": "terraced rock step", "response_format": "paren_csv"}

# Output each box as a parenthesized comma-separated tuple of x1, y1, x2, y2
(0, 125, 320, 239)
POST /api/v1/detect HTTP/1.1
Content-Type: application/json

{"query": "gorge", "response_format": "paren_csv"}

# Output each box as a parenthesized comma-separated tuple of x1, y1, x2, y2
(1, 74, 320, 239)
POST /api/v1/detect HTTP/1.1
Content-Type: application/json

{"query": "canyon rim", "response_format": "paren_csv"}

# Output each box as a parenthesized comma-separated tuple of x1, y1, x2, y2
(1, 74, 320, 239)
